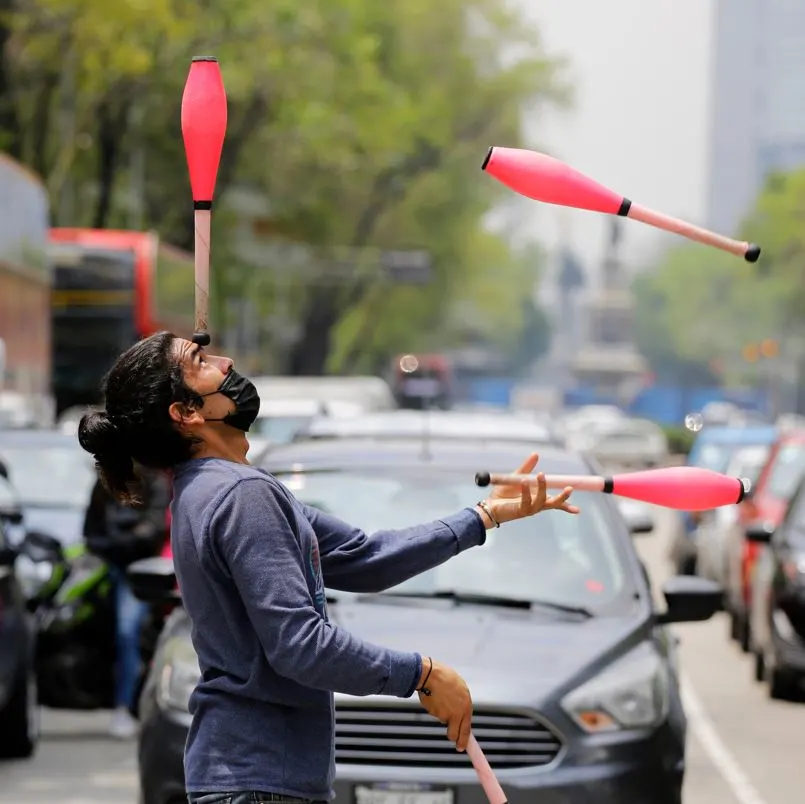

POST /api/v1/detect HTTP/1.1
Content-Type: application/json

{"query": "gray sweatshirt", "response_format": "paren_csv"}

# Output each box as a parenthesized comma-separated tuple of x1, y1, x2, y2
(169, 457, 486, 799)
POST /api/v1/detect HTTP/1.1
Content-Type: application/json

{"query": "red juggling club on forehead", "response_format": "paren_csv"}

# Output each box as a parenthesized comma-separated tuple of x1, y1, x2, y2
(482, 147, 760, 263)
(475, 466, 747, 512)
(181, 57, 228, 347)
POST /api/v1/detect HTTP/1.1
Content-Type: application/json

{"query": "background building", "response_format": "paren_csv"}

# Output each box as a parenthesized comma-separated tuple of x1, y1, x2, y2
(707, 0, 805, 235)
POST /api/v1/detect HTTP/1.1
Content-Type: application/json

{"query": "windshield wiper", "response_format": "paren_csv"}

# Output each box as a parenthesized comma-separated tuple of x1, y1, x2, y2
(439, 591, 592, 618)
(364, 590, 593, 617)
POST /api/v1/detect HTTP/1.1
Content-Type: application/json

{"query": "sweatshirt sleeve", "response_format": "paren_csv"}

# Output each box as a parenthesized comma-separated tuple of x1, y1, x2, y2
(207, 476, 422, 698)
(304, 504, 487, 593)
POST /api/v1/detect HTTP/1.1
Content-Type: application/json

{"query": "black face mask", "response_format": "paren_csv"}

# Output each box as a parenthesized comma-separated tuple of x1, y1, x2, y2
(202, 369, 261, 432)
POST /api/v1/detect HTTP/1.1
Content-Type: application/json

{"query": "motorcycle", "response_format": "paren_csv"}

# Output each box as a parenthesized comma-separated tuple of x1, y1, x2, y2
(19, 531, 118, 710)
(18, 530, 171, 716)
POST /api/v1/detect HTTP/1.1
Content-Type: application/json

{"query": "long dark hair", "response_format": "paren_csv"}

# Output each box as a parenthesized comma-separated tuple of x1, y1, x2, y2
(77, 331, 202, 504)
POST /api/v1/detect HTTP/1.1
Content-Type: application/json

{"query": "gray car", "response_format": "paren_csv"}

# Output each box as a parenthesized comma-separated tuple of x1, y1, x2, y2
(130, 439, 720, 804)
(0, 429, 97, 548)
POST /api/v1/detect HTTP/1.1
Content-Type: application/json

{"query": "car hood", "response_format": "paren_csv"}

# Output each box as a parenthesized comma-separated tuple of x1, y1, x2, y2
(329, 596, 643, 705)
(22, 505, 85, 548)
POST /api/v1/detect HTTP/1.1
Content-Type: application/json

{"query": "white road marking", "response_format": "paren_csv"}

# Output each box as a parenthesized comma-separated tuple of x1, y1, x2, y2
(681, 673, 769, 804)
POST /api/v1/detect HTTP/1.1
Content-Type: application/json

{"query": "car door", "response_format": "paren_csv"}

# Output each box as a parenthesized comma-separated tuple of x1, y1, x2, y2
(0, 513, 19, 700)
(770, 493, 805, 640)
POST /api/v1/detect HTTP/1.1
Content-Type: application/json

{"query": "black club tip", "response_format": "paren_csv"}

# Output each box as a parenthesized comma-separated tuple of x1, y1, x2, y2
(191, 56, 218, 63)
(481, 147, 493, 171)
(744, 243, 761, 263)
(191, 331, 211, 347)
(475, 471, 491, 487)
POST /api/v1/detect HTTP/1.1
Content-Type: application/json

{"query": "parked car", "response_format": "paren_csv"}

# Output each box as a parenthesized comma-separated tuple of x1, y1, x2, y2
(247, 398, 364, 459)
(288, 409, 561, 447)
(250, 375, 396, 412)
(724, 430, 805, 652)
(0, 430, 97, 548)
(667, 424, 778, 576)
(748, 476, 805, 699)
(0, 515, 38, 759)
(564, 417, 668, 469)
(695, 443, 771, 585)
(129, 438, 720, 804)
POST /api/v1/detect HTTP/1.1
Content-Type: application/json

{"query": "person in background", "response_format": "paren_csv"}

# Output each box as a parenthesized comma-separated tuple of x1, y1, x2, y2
(83, 465, 171, 739)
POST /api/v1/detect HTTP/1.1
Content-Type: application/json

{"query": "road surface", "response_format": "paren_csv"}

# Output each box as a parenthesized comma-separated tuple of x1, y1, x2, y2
(0, 507, 802, 803)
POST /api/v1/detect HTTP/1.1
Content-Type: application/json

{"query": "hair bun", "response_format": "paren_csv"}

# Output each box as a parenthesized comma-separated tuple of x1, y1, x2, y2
(77, 410, 121, 457)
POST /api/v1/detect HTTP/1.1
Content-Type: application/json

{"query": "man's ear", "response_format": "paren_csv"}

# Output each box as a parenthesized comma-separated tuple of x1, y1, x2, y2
(169, 401, 204, 427)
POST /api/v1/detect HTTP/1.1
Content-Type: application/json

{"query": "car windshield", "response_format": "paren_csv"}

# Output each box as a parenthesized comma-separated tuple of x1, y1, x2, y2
(766, 443, 805, 501)
(0, 443, 96, 508)
(252, 415, 315, 444)
(275, 469, 632, 613)
(727, 445, 769, 487)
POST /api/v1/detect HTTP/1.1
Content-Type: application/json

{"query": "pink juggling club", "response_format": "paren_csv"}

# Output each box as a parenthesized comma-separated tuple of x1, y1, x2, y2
(467, 735, 507, 804)
(482, 147, 760, 263)
(475, 466, 747, 512)
(181, 57, 228, 346)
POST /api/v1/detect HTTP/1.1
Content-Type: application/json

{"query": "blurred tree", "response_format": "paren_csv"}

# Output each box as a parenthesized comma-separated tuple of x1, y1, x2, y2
(2, 0, 568, 373)
(632, 169, 805, 385)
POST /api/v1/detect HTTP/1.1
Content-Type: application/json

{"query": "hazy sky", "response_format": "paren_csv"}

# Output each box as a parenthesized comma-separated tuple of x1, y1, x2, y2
(503, 0, 715, 282)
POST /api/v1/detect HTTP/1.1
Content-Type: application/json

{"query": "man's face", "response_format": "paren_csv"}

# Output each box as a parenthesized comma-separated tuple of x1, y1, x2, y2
(171, 337, 235, 424)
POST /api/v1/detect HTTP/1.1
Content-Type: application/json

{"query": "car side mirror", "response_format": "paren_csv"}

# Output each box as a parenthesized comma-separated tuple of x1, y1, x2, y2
(655, 576, 723, 624)
(0, 544, 17, 566)
(618, 501, 654, 535)
(0, 506, 23, 524)
(745, 521, 774, 544)
(127, 556, 179, 604)
(21, 531, 65, 563)
(624, 510, 654, 535)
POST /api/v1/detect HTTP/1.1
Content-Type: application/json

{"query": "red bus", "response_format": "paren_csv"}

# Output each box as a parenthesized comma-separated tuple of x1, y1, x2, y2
(0, 154, 51, 398)
(49, 229, 196, 416)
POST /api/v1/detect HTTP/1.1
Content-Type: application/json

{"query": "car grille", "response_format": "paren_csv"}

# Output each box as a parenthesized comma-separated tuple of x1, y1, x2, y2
(335, 703, 562, 768)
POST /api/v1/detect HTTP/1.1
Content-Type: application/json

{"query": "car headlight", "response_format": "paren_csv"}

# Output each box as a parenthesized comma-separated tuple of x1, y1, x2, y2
(157, 635, 200, 713)
(15, 554, 53, 599)
(560, 643, 670, 732)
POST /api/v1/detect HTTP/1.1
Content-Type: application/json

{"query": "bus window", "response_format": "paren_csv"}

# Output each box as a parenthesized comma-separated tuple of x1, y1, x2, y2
(51, 248, 137, 414)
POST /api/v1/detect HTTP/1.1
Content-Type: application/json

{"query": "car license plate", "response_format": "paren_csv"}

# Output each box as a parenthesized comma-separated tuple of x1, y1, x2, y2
(403, 378, 441, 396)
(354, 783, 454, 804)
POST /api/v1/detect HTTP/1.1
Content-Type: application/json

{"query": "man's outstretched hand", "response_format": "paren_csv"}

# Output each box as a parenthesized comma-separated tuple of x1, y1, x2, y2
(478, 452, 580, 527)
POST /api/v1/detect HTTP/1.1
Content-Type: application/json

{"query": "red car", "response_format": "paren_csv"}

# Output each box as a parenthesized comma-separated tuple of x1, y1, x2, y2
(724, 430, 805, 651)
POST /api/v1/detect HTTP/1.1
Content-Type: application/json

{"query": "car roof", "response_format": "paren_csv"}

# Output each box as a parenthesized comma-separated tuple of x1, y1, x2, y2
(297, 409, 560, 445)
(260, 437, 591, 475)
(691, 424, 778, 446)
(775, 430, 805, 446)
(0, 429, 81, 447)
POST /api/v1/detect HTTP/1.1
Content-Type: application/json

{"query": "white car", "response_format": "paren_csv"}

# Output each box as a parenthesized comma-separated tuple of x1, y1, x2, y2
(695, 443, 771, 584)
(565, 418, 668, 470)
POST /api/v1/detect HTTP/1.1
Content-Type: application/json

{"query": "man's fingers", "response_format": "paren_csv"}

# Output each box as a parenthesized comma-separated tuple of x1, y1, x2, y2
(531, 472, 547, 511)
(456, 715, 472, 752)
(545, 487, 580, 514)
(514, 452, 539, 475)
(446, 716, 460, 745)
(520, 480, 530, 512)
(546, 487, 573, 507)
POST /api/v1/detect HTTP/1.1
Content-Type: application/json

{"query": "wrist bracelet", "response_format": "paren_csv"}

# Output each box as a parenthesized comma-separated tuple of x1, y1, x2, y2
(476, 499, 500, 528)
(417, 656, 433, 696)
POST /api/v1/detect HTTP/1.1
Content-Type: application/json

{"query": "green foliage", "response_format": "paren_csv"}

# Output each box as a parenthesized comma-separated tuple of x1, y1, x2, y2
(662, 425, 696, 457)
(1, 0, 569, 373)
